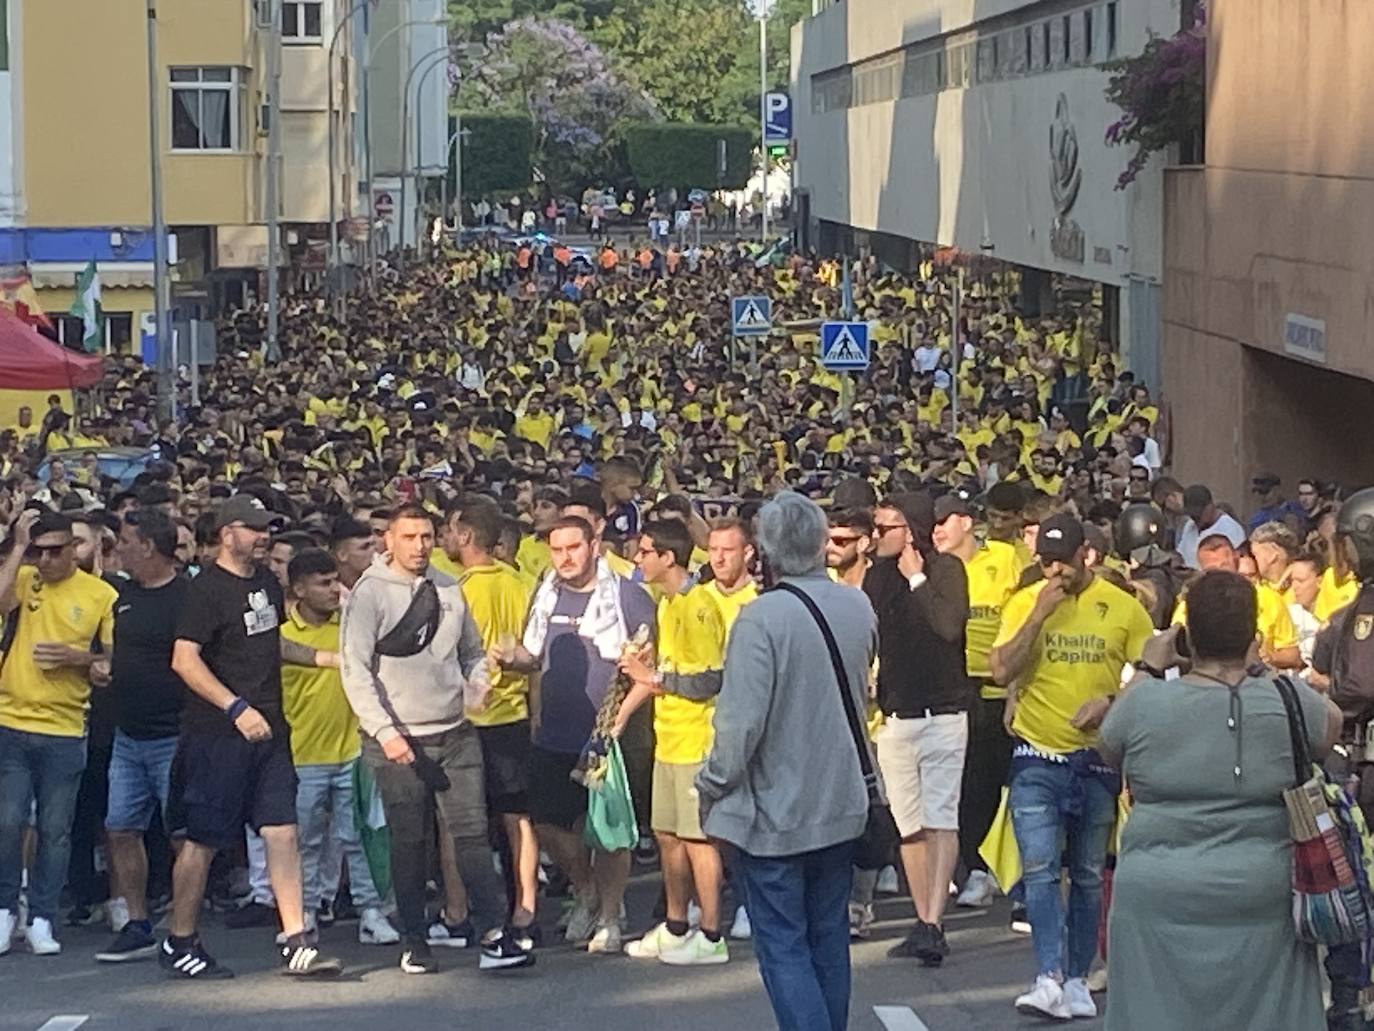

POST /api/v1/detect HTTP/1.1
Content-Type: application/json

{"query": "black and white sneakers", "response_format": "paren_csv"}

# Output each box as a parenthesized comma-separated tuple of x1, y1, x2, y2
(400, 941, 441, 975)
(478, 928, 536, 971)
(159, 936, 235, 980)
(279, 935, 344, 977)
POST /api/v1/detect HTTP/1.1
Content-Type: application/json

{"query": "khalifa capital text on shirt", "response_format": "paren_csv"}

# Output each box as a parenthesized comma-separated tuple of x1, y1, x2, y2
(1043, 631, 1109, 665)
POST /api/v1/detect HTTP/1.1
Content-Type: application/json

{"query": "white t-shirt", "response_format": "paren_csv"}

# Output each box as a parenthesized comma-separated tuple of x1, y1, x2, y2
(914, 345, 941, 372)
(1177, 512, 1247, 568)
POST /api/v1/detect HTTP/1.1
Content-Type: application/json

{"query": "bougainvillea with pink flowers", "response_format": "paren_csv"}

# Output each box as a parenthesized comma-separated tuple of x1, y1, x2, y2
(1103, 5, 1206, 189)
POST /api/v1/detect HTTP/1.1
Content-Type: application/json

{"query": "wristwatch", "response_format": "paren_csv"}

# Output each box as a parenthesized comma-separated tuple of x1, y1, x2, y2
(1133, 660, 1166, 678)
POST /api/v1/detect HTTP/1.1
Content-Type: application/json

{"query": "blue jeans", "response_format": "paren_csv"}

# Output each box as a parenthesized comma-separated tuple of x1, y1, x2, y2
(104, 730, 178, 832)
(0, 726, 87, 922)
(738, 840, 855, 1031)
(295, 759, 382, 911)
(1008, 761, 1115, 979)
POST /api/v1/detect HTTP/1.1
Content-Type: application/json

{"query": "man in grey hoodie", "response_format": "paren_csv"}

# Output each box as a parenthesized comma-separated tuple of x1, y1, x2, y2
(696, 492, 878, 1031)
(340, 503, 533, 975)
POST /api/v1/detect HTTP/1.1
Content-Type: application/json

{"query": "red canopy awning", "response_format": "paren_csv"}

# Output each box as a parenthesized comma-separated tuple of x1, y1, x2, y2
(0, 310, 104, 390)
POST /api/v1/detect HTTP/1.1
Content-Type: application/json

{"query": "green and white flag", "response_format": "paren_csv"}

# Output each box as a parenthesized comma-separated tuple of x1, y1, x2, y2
(69, 259, 102, 352)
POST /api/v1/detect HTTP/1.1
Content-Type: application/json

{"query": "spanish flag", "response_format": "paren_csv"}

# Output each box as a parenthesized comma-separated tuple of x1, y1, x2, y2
(0, 272, 52, 329)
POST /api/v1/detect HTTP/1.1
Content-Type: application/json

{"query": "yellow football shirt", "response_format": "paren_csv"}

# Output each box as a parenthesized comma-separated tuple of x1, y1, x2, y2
(654, 585, 727, 765)
(1172, 581, 1298, 657)
(994, 577, 1152, 755)
(0, 567, 117, 737)
(458, 563, 533, 726)
(1316, 568, 1360, 623)
(517, 536, 553, 581)
(963, 541, 1027, 695)
(702, 579, 759, 638)
(281, 609, 360, 765)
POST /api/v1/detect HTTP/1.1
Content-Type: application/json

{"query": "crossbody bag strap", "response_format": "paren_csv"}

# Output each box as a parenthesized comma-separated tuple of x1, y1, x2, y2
(773, 582, 877, 787)
(1273, 674, 1312, 787)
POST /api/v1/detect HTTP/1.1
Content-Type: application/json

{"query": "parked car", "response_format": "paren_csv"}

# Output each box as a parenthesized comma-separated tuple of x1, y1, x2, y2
(37, 446, 157, 490)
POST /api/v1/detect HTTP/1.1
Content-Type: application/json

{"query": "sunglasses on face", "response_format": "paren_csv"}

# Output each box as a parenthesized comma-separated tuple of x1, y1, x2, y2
(828, 534, 864, 546)
(873, 523, 907, 536)
(28, 542, 71, 559)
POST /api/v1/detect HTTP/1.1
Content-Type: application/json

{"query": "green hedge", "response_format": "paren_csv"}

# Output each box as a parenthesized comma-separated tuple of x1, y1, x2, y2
(621, 122, 753, 191)
(453, 112, 534, 198)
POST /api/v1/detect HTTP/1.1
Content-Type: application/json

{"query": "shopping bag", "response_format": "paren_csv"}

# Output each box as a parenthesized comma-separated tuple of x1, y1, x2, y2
(584, 739, 639, 853)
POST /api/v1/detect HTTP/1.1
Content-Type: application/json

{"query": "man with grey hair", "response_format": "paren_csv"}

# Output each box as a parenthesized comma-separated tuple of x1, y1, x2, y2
(697, 492, 878, 1031)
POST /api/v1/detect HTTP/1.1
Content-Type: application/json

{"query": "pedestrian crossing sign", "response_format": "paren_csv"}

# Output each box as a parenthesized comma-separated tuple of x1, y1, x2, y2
(820, 321, 870, 370)
(731, 295, 772, 337)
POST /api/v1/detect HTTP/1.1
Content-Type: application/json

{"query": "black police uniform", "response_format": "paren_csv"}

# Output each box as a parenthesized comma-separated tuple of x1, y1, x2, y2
(1312, 485, 1374, 1031)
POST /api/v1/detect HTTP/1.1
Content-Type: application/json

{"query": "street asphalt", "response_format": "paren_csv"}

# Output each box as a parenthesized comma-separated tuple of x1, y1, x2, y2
(1, 879, 1106, 1031)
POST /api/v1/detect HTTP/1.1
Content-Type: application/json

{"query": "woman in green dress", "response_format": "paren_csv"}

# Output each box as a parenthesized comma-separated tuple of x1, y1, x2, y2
(1099, 570, 1342, 1031)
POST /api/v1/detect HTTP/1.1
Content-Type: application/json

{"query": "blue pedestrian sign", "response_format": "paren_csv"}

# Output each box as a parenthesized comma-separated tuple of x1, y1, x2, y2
(764, 92, 792, 146)
(820, 321, 870, 370)
(731, 295, 772, 337)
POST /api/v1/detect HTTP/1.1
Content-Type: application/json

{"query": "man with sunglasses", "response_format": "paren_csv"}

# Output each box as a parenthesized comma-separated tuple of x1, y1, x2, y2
(164, 494, 343, 980)
(0, 507, 118, 957)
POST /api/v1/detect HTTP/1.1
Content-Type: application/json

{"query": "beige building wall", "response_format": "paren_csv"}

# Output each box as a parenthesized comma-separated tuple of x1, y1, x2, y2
(23, 0, 260, 230)
(1161, 0, 1374, 504)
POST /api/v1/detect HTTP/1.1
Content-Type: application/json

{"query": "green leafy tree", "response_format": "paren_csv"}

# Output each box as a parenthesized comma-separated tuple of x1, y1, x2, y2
(454, 113, 534, 197)
(622, 122, 753, 189)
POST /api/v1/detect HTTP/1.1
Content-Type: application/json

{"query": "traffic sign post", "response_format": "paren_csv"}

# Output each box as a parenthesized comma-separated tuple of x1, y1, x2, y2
(820, 321, 870, 370)
(821, 319, 869, 416)
(764, 92, 792, 146)
(733, 295, 772, 367)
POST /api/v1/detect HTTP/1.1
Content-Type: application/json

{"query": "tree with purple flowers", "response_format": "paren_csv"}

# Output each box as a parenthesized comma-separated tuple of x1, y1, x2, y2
(460, 17, 658, 191)
(1103, 4, 1206, 190)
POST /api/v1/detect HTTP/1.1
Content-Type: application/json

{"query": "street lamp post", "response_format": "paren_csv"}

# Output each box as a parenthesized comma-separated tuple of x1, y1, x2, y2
(413, 54, 451, 256)
(146, 0, 173, 420)
(441, 124, 470, 238)
(758, 5, 769, 244)
(398, 45, 451, 274)
(265, 0, 282, 362)
(362, 16, 446, 281)
(326, 0, 380, 306)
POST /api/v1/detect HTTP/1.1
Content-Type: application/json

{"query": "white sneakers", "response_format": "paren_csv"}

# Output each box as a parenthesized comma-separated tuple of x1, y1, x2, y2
(624, 923, 727, 965)
(0, 909, 14, 956)
(358, 907, 400, 945)
(956, 870, 997, 908)
(624, 922, 687, 959)
(586, 921, 622, 954)
(25, 917, 61, 956)
(1064, 978, 1098, 1018)
(107, 896, 131, 934)
(1015, 974, 1096, 1021)
(729, 905, 752, 941)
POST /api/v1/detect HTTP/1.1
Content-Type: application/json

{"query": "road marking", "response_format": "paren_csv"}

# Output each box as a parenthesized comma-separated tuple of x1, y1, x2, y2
(37, 1017, 89, 1031)
(874, 1005, 930, 1031)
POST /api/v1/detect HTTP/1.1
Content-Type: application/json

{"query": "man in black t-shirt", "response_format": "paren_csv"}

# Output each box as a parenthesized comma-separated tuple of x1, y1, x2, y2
(95, 510, 187, 963)
(162, 494, 342, 980)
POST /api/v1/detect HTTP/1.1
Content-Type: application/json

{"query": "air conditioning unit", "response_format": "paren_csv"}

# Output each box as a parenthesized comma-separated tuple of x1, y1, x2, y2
(254, 0, 273, 30)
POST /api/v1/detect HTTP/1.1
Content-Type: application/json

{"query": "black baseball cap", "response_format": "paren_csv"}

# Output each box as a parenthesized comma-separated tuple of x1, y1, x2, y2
(934, 495, 972, 523)
(215, 494, 276, 531)
(1036, 513, 1086, 563)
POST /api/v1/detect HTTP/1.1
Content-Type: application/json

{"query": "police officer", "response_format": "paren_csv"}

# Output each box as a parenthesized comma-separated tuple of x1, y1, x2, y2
(1116, 502, 1186, 629)
(1313, 486, 1374, 1031)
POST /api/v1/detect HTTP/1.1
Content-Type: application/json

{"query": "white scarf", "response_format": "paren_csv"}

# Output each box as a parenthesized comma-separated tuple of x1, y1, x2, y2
(523, 558, 628, 662)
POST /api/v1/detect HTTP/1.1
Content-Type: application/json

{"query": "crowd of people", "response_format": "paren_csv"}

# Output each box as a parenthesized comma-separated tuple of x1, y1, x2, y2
(0, 235, 1369, 1030)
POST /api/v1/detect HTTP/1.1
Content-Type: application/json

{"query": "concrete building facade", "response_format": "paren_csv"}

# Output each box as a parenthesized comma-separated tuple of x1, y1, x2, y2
(791, 0, 1185, 383)
(1161, 0, 1374, 504)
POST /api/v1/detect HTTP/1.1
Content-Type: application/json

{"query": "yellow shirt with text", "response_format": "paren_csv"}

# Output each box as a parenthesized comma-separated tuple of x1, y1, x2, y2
(964, 540, 1029, 695)
(994, 577, 1152, 755)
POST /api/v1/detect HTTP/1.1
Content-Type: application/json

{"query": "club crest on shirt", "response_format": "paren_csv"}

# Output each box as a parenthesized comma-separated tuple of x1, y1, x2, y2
(248, 590, 271, 611)
(1356, 615, 1373, 642)
(1095, 602, 1109, 620)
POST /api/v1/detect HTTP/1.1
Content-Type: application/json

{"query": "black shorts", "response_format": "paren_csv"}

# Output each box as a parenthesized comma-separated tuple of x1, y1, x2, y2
(167, 729, 298, 850)
(527, 746, 586, 831)
(477, 721, 531, 815)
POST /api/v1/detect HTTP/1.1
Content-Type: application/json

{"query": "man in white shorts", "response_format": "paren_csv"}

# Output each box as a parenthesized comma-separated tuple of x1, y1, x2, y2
(864, 494, 971, 967)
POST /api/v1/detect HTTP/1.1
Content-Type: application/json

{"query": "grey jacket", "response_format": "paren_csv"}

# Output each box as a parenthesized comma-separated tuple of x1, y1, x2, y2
(696, 573, 879, 857)
(340, 560, 487, 745)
